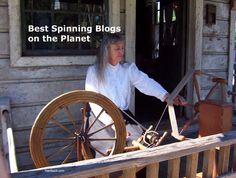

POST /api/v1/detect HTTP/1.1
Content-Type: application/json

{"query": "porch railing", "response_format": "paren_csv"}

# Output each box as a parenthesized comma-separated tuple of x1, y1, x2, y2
(11, 129, 236, 178)
(0, 97, 18, 174)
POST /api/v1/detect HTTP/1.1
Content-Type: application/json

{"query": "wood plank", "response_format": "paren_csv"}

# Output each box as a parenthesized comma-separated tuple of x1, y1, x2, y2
(233, 144, 236, 171)
(122, 167, 136, 178)
(167, 69, 194, 137)
(146, 163, 159, 178)
(186, 153, 199, 178)
(168, 105, 180, 138)
(109, 0, 120, 26)
(203, 20, 229, 36)
(0, 33, 9, 55)
(167, 69, 194, 102)
(195, 0, 203, 70)
(11, 106, 80, 128)
(202, 149, 216, 178)
(0, 80, 84, 107)
(202, 55, 228, 70)
(218, 145, 230, 175)
(95, 174, 109, 178)
(125, 0, 136, 113)
(202, 37, 228, 53)
(168, 158, 180, 178)
(0, 6, 8, 32)
(0, 0, 7, 6)
(200, 71, 226, 89)
(228, 9, 236, 88)
(0, 59, 87, 80)
(125, 0, 136, 61)
(0, 97, 18, 173)
(12, 131, 236, 178)
(185, 0, 203, 117)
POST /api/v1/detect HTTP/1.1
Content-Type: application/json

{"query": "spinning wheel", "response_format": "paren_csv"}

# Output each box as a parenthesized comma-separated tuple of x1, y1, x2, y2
(30, 90, 126, 168)
(29, 70, 229, 169)
(167, 70, 228, 139)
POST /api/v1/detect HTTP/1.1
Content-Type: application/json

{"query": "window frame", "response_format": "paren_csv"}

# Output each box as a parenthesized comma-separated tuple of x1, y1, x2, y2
(21, 0, 107, 57)
(9, 0, 109, 67)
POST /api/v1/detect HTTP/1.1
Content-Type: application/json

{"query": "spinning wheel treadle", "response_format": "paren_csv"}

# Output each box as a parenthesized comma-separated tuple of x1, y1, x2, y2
(30, 90, 126, 168)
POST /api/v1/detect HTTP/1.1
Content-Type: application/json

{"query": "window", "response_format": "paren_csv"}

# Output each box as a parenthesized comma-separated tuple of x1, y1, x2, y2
(21, 0, 108, 56)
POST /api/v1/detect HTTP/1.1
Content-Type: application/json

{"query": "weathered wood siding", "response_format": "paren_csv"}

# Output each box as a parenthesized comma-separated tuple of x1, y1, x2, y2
(202, 0, 231, 97)
(0, 0, 130, 171)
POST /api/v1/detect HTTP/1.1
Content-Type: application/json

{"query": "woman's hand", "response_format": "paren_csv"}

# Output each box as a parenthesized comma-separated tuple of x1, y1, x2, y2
(173, 95, 188, 106)
(164, 93, 188, 106)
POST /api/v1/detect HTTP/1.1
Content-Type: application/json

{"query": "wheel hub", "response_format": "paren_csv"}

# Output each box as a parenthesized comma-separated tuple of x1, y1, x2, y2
(75, 131, 87, 143)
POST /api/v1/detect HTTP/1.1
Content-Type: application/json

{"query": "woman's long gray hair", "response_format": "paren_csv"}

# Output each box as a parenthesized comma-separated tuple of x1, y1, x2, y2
(95, 33, 124, 82)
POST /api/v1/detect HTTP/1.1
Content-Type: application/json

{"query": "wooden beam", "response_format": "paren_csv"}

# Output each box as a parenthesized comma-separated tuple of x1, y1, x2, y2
(228, 4, 236, 95)
(186, 0, 203, 116)
(167, 70, 194, 140)
(125, 0, 136, 114)
(125, 0, 136, 62)
(0, 97, 18, 173)
(167, 69, 194, 103)
(109, 0, 120, 26)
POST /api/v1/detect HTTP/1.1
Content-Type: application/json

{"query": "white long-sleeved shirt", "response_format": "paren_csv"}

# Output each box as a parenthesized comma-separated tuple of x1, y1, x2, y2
(85, 62, 168, 125)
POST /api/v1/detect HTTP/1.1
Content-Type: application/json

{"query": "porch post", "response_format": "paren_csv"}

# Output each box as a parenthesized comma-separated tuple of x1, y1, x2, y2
(228, 1, 236, 94)
(125, 0, 136, 114)
(109, 0, 120, 27)
(186, 0, 203, 115)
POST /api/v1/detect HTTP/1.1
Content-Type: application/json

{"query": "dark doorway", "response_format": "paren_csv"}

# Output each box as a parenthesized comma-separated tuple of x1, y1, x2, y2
(135, 0, 187, 122)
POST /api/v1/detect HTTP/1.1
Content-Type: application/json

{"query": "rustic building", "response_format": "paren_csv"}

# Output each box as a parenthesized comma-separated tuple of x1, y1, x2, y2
(0, 0, 236, 174)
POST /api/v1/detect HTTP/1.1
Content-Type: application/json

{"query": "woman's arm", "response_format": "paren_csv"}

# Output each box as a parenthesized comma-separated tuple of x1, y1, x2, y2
(128, 63, 168, 101)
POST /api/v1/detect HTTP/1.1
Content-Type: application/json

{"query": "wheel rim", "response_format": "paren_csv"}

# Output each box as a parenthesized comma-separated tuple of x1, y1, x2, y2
(30, 90, 126, 168)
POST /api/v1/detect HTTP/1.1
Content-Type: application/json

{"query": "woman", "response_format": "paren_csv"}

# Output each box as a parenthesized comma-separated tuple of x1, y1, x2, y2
(85, 33, 183, 146)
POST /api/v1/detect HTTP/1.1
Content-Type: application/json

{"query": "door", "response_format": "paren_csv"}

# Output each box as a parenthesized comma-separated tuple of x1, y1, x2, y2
(136, 0, 186, 122)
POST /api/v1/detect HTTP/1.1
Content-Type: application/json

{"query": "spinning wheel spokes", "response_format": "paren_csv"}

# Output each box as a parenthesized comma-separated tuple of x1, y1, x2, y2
(64, 106, 77, 130)
(88, 122, 114, 137)
(30, 90, 126, 168)
(44, 137, 76, 143)
(86, 108, 105, 133)
(62, 149, 74, 164)
(50, 117, 75, 136)
(46, 141, 75, 161)
(89, 144, 108, 157)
